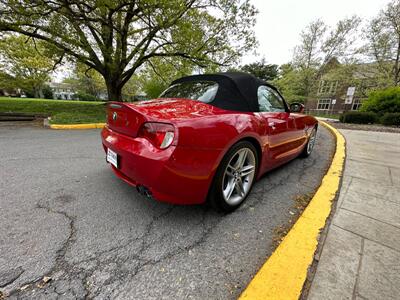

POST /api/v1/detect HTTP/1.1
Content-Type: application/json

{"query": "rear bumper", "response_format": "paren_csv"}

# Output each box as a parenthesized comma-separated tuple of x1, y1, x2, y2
(101, 126, 221, 205)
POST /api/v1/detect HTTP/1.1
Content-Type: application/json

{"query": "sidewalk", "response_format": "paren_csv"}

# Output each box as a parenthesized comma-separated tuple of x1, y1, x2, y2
(308, 129, 400, 300)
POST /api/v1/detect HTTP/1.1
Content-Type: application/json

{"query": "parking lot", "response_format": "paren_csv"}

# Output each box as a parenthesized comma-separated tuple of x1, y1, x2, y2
(0, 124, 334, 299)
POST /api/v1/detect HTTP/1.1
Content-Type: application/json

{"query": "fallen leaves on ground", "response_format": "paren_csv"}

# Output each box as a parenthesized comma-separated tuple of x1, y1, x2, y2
(37, 276, 52, 288)
(271, 193, 313, 249)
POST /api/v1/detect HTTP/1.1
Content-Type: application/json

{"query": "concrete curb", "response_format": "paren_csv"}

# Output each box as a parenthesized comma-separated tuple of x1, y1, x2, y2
(49, 123, 105, 130)
(316, 116, 339, 123)
(239, 121, 346, 300)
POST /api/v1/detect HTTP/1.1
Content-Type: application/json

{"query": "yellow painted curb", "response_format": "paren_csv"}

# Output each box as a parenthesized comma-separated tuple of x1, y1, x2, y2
(50, 123, 105, 130)
(239, 121, 345, 300)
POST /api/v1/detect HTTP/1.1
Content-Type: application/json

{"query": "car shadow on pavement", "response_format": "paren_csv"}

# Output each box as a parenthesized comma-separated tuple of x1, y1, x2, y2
(2, 126, 335, 299)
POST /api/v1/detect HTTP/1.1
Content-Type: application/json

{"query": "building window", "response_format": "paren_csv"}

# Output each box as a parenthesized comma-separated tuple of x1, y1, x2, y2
(318, 80, 338, 95)
(352, 99, 362, 110)
(317, 99, 331, 110)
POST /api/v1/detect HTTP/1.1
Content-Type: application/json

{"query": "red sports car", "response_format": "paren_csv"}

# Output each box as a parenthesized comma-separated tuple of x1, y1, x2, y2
(101, 72, 317, 212)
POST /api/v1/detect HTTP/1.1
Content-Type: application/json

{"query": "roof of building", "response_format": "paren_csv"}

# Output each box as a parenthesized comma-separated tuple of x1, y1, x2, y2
(48, 82, 75, 89)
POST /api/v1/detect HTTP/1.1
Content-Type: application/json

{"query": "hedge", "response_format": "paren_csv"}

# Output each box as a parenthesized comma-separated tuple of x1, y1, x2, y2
(339, 111, 378, 124)
(380, 113, 400, 126)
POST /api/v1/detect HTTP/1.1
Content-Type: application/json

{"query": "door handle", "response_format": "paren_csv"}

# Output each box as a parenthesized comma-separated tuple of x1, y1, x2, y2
(268, 122, 276, 130)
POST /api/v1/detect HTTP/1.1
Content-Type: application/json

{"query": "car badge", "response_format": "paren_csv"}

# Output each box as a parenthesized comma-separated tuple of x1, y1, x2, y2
(112, 112, 117, 121)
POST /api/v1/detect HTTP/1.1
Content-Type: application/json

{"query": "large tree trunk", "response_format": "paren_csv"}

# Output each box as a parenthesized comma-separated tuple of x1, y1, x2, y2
(105, 78, 123, 101)
(33, 85, 44, 98)
(394, 39, 400, 86)
(39, 87, 44, 99)
(33, 86, 40, 98)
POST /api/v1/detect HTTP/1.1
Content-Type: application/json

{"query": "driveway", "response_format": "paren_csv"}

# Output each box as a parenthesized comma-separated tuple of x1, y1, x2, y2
(0, 125, 334, 299)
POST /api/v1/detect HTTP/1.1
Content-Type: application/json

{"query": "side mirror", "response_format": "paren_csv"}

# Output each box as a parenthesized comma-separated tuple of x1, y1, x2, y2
(290, 102, 305, 113)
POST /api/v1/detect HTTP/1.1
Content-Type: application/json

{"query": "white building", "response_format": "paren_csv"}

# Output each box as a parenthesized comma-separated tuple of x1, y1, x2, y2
(49, 82, 76, 100)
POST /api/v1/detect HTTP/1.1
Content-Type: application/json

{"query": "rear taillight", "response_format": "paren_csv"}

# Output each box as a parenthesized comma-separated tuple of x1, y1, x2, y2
(138, 122, 176, 149)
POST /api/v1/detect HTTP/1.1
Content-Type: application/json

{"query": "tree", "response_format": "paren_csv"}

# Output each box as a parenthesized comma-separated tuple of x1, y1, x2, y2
(122, 74, 142, 101)
(0, 35, 60, 97)
(291, 17, 361, 99)
(294, 17, 361, 69)
(293, 19, 326, 71)
(273, 17, 361, 104)
(0, 0, 258, 101)
(65, 63, 107, 100)
(273, 64, 308, 103)
(239, 59, 278, 81)
(0, 70, 15, 90)
(364, 0, 400, 86)
(138, 56, 195, 98)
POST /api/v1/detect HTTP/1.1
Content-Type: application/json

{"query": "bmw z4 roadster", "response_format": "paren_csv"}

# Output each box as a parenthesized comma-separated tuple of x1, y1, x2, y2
(101, 72, 318, 212)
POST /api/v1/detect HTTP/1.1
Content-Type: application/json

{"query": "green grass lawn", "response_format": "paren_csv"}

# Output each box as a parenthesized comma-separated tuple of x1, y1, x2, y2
(0, 97, 106, 124)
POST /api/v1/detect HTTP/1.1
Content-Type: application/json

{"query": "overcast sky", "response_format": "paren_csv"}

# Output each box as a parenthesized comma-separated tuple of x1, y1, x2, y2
(243, 0, 391, 66)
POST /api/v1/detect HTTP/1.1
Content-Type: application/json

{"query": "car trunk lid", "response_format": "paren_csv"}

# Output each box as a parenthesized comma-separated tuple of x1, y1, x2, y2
(106, 99, 223, 136)
(126, 98, 220, 120)
(106, 102, 147, 137)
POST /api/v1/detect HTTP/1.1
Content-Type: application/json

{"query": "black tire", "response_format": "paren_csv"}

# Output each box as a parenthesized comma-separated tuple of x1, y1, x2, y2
(300, 126, 317, 158)
(208, 141, 259, 212)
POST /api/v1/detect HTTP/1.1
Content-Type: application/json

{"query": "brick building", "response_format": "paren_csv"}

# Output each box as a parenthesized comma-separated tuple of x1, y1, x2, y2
(305, 60, 382, 115)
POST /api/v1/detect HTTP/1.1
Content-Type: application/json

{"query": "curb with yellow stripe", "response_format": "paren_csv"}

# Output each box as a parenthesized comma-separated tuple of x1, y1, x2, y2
(239, 121, 345, 300)
(49, 123, 105, 129)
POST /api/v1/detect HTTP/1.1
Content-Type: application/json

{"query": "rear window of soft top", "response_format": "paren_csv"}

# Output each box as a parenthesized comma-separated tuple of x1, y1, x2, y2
(159, 81, 218, 103)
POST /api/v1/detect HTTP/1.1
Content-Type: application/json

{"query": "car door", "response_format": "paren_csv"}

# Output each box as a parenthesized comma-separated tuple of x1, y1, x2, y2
(256, 86, 300, 164)
(289, 112, 309, 151)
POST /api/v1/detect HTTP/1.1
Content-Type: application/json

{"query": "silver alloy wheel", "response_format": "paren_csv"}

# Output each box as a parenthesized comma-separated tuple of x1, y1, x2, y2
(222, 147, 256, 206)
(307, 128, 317, 155)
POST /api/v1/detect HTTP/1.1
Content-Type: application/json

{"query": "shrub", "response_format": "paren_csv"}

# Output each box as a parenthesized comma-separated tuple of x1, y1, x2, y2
(380, 112, 400, 126)
(361, 87, 400, 114)
(43, 85, 54, 99)
(76, 92, 98, 101)
(339, 111, 378, 124)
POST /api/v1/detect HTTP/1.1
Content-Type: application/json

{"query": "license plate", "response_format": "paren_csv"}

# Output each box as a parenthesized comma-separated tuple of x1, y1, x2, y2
(107, 148, 118, 168)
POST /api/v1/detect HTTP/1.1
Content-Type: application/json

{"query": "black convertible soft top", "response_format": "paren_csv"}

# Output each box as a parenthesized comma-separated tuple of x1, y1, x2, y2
(171, 72, 283, 112)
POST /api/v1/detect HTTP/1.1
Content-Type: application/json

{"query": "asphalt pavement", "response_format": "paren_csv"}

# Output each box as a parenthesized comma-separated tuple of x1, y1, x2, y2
(0, 124, 334, 299)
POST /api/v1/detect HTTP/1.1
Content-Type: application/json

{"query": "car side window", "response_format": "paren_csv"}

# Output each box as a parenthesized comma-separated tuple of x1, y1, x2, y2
(257, 86, 286, 112)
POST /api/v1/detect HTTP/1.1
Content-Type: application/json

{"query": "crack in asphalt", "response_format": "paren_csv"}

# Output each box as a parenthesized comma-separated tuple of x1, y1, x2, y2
(0, 267, 24, 289)
(99, 205, 223, 298)
(4, 200, 85, 299)
(2, 127, 335, 300)
(7, 199, 222, 299)
(94, 206, 221, 299)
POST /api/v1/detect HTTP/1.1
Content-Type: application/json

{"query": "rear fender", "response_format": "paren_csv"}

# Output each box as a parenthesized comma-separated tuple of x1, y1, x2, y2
(176, 113, 266, 193)
(211, 132, 264, 178)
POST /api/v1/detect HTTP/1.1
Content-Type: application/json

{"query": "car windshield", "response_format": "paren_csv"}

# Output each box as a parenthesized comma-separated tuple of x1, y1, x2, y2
(159, 81, 218, 103)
